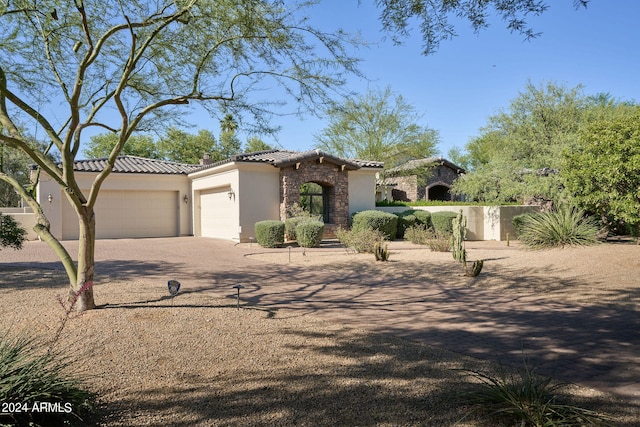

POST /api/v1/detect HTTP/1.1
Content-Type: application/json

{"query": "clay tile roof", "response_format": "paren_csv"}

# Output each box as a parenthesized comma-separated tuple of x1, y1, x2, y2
(193, 149, 384, 172)
(71, 156, 200, 174)
(386, 157, 466, 174)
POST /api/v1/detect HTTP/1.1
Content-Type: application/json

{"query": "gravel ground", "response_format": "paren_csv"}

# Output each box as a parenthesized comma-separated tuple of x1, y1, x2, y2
(1, 239, 639, 426)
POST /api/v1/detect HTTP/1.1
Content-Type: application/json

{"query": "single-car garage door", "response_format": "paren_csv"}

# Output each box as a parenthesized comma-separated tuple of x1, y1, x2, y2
(199, 187, 236, 240)
(62, 190, 179, 240)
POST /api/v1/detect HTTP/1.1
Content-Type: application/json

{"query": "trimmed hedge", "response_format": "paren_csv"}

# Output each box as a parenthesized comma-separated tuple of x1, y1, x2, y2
(396, 212, 417, 239)
(255, 220, 285, 248)
(412, 210, 432, 228)
(285, 216, 307, 241)
(352, 210, 398, 240)
(431, 211, 458, 235)
(296, 220, 324, 248)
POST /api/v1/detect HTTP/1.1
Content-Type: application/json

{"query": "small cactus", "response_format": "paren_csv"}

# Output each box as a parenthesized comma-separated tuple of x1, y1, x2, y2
(374, 242, 390, 262)
(452, 209, 467, 263)
(464, 259, 484, 277)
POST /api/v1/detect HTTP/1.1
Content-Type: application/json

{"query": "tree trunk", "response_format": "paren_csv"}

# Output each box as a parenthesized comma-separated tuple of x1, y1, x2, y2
(73, 207, 96, 311)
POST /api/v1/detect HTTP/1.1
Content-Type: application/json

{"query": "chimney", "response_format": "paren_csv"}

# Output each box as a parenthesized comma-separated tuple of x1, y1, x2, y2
(199, 152, 212, 165)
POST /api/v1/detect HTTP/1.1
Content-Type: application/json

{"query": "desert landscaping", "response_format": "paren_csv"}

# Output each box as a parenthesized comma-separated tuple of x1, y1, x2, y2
(1, 237, 639, 426)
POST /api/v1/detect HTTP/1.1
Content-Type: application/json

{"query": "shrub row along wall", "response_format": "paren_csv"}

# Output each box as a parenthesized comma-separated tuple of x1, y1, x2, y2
(376, 205, 540, 241)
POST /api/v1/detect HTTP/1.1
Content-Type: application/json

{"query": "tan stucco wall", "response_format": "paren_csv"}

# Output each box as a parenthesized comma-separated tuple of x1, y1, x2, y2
(348, 168, 379, 216)
(376, 205, 539, 241)
(0, 208, 37, 240)
(189, 162, 281, 242)
(37, 171, 191, 240)
(237, 163, 280, 242)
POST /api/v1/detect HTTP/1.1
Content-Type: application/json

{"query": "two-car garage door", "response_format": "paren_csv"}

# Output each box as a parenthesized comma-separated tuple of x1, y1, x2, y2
(61, 190, 179, 240)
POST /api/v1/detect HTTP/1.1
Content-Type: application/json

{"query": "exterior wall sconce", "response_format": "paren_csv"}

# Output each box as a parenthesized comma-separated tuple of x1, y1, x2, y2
(47, 193, 53, 203)
(228, 188, 235, 200)
(183, 194, 189, 204)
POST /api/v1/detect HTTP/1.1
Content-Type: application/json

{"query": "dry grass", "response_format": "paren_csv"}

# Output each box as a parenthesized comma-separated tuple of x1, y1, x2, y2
(1, 239, 639, 425)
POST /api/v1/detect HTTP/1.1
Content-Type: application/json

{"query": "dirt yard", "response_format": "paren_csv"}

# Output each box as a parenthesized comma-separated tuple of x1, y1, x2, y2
(1, 239, 639, 426)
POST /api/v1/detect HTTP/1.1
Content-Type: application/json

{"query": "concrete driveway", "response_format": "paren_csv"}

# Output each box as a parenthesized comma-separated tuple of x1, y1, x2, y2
(3, 236, 640, 405)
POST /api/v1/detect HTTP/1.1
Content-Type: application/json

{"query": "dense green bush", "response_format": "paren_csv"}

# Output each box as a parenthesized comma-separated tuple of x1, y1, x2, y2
(296, 220, 324, 248)
(395, 211, 417, 239)
(518, 207, 600, 249)
(285, 216, 307, 241)
(255, 220, 285, 248)
(412, 210, 432, 228)
(0, 213, 27, 250)
(430, 211, 458, 235)
(351, 210, 398, 240)
(336, 227, 385, 253)
(0, 330, 94, 426)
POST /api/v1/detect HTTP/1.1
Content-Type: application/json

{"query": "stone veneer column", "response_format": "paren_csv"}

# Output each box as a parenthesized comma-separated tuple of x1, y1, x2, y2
(279, 161, 349, 230)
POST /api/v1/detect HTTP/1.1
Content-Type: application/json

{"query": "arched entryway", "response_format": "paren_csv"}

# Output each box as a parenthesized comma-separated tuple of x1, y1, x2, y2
(427, 183, 452, 201)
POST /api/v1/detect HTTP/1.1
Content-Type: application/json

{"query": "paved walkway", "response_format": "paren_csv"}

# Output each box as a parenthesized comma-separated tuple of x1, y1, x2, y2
(3, 237, 639, 405)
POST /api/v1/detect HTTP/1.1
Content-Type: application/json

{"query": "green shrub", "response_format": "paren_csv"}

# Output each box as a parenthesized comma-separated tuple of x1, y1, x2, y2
(460, 359, 611, 426)
(412, 210, 432, 228)
(336, 227, 385, 253)
(254, 220, 285, 248)
(351, 210, 398, 240)
(405, 225, 451, 252)
(396, 212, 417, 239)
(285, 216, 307, 241)
(296, 220, 324, 248)
(0, 213, 27, 250)
(404, 224, 430, 245)
(518, 207, 600, 249)
(426, 232, 452, 252)
(512, 213, 534, 237)
(431, 211, 458, 235)
(0, 330, 94, 426)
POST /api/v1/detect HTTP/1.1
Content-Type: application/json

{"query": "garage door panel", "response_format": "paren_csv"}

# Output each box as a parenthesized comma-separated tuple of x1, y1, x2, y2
(62, 190, 178, 240)
(199, 188, 235, 239)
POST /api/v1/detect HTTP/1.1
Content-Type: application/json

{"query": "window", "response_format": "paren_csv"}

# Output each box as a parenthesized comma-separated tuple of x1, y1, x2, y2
(300, 182, 328, 222)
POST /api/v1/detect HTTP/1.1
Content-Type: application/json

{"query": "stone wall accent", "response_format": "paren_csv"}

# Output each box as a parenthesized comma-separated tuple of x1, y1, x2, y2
(388, 175, 418, 201)
(279, 161, 349, 230)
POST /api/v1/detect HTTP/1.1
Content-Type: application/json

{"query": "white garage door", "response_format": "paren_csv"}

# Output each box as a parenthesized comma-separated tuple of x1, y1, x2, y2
(199, 188, 236, 240)
(62, 190, 179, 240)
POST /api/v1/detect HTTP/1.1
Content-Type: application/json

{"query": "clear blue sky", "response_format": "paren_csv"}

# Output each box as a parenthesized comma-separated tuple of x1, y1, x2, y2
(214, 0, 639, 158)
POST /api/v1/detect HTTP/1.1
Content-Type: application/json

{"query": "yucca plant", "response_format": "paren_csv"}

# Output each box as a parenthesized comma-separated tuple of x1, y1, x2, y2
(459, 360, 612, 426)
(0, 331, 94, 426)
(518, 206, 600, 249)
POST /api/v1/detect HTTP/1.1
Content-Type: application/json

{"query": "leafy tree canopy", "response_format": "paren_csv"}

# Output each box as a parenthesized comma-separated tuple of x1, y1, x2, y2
(157, 128, 218, 164)
(244, 136, 273, 153)
(452, 81, 611, 204)
(84, 133, 158, 159)
(314, 87, 439, 168)
(0, 212, 26, 250)
(375, 0, 589, 55)
(563, 105, 640, 235)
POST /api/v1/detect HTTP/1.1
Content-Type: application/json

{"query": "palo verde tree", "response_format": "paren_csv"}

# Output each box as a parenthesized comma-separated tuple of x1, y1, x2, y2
(375, 0, 589, 55)
(314, 86, 439, 168)
(0, 0, 361, 311)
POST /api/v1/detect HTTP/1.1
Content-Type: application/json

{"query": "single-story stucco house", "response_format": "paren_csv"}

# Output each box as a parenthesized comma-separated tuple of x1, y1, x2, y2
(377, 157, 465, 202)
(36, 149, 383, 242)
